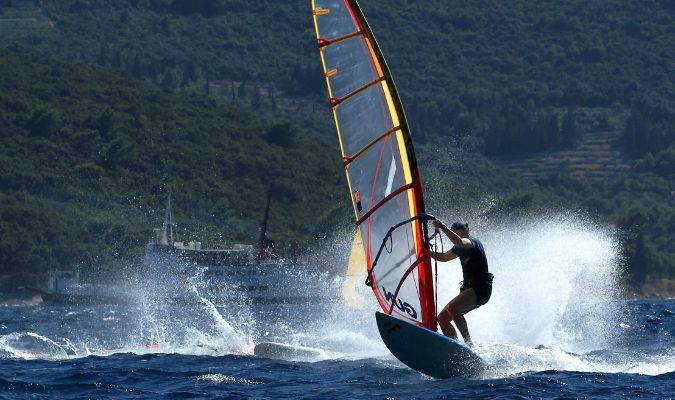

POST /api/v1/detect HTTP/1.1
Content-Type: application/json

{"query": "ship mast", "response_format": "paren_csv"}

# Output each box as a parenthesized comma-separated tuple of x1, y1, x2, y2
(160, 189, 174, 246)
(257, 187, 277, 260)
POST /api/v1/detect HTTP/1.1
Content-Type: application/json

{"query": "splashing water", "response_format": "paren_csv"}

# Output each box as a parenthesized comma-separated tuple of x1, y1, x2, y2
(452, 214, 622, 350)
(0, 332, 71, 360)
(426, 212, 673, 376)
(129, 265, 255, 356)
(3, 212, 673, 379)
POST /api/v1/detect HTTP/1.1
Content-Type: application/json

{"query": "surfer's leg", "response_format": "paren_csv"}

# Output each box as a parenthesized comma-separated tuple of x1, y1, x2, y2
(453, 314, 471, 345)
(445, 289, 478, 344)
(438, 304, 458, 339)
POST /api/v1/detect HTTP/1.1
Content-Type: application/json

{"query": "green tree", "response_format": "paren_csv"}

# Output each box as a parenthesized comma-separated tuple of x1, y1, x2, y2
(265, 120, 298, 148)
(25, 107, 60, 137)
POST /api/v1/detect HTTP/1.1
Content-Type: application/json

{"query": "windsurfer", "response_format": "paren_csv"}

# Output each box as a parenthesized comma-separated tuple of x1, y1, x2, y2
(430, 220, 493, 345)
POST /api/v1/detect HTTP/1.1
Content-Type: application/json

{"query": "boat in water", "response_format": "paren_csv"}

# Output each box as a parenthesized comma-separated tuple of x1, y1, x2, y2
(143, 191, 334, 305)
(36, 193, 333, 307)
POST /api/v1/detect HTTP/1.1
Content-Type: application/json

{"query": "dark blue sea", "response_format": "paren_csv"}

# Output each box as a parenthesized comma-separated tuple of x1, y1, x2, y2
(1, 297, 674, 399)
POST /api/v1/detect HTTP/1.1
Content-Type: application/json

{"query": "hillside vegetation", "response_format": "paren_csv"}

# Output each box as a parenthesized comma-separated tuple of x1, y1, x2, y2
(0, 0, 673, 288)
(0, 49, 345, 277)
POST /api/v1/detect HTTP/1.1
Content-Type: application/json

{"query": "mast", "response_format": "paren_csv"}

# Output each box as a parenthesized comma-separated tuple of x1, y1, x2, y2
(257, 187, 277, 260)
(160, 189, 174, 246)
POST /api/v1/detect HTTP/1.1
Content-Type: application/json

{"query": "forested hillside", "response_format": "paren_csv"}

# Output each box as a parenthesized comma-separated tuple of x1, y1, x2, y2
(0, 49, 345, 278)
(0, 0, 673, 288)
(7, 0, 671, 157)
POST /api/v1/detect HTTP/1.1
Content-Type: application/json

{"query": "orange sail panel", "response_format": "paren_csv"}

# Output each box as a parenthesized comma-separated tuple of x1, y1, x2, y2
(311, 0, 436, 330)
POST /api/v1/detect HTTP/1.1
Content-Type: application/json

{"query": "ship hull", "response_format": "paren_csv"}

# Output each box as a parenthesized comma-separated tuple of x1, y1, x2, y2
(143, 244, 334, 305)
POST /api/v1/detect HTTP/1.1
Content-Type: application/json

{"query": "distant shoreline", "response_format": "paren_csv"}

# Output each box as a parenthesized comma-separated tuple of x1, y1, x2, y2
(1, 280, 674, 306)
(620, 279, 675, 300)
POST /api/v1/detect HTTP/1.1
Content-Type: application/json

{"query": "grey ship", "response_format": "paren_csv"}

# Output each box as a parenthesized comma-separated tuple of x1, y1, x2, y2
(143, 192, 333, 304)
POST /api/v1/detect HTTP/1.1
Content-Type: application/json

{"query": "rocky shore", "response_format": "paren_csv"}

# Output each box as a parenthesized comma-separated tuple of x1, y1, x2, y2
(621, 279, 675, 300)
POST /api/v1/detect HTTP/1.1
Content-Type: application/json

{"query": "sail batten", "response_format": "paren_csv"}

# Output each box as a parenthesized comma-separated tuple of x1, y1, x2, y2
(329, 76, 386, 106)
(317, 30, 364, 48)
(312, 0, 436, 330)
(344, 126, 401, 165)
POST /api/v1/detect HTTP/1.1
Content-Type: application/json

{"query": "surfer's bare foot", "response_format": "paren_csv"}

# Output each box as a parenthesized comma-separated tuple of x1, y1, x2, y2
(465, 340, 474, 348)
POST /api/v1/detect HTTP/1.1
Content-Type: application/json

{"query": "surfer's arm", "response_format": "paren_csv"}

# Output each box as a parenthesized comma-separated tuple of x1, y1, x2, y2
(430, 250, 457, 262)
(432, 221, 473, 248)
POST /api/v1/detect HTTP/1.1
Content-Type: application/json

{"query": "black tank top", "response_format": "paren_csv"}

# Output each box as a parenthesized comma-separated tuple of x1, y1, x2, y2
(450, 237, 491, 286)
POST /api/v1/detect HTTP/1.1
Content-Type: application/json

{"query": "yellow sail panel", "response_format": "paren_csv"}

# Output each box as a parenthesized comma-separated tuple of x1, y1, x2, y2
(365, 36, 384, 78)
(341, 229, 368, 309)
(382, 81, 401, 133)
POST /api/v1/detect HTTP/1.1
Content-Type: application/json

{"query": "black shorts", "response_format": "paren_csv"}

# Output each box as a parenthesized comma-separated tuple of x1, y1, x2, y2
(461, 274, 493, 308)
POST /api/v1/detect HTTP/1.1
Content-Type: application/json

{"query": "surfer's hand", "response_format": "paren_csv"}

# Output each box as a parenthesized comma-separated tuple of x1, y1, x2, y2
(432, 220, 444, 230)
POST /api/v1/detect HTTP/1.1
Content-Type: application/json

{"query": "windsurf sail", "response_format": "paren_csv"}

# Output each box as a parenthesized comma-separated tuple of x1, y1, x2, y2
(311, 0, 436, 330)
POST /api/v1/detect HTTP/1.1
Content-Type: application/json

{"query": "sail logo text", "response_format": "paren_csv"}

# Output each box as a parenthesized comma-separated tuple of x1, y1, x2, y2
(381, 286, 417, 319)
